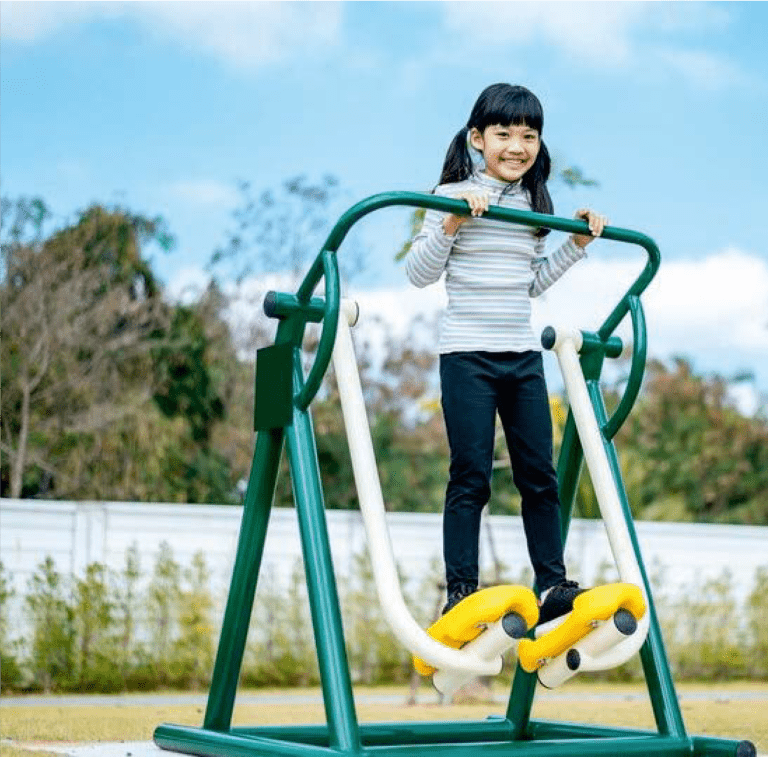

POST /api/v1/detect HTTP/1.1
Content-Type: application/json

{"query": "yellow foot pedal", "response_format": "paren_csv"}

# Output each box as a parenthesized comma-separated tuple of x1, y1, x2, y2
(517, 583, 645, 673)
(413, 585, 539, 676)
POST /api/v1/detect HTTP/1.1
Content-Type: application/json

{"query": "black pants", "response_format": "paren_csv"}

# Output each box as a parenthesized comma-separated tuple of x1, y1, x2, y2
(440, 350, 566, 595)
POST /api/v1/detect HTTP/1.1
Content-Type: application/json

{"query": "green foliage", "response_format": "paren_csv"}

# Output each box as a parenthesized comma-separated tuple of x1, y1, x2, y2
(3, 546, 768, 693)
(172, 551, 215, 689)
(24, 557, 76, 692)
(242, 562, 319, 687)
(1, 196, 241, 504)
(661, 571, 753, 681)
(153, 304, 225, 444)
(72, 562, 122, 692)
(210, 174, 357, 285)
(342, 553, 411, 684)
(113, 544, 141, 679)
(617, 359, 768, 524)
(146, 541, 182, 678)
(0, 561, 23, 691)
(746, 567, 768, 679)
(0, 561, 14, 649)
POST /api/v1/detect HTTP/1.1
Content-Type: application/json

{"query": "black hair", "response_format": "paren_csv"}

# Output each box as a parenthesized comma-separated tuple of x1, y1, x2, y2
(438, 83, 553, 236)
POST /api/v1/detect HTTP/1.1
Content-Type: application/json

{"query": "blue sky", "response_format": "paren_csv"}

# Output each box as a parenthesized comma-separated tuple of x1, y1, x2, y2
(2, 1, 768, 410)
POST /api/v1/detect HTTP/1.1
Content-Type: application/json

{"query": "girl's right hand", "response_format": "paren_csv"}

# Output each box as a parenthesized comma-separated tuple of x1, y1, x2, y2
(442, 191, 490, 235)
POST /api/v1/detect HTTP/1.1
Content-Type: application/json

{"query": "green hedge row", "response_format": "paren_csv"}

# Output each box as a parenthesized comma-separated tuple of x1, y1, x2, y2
(1, 547, 766, 694)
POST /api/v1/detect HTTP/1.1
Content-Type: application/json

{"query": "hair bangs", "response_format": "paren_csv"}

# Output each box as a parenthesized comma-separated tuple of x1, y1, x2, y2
(472, 84, 544, 134)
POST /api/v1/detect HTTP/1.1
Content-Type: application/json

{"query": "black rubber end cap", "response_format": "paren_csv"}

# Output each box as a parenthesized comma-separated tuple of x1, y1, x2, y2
(263, 291, 278, 317)
(541, 326, 556, 350)
(502, 612, 528, 639)
(614, 608, 638, 636)
(736, 740, 757, 757)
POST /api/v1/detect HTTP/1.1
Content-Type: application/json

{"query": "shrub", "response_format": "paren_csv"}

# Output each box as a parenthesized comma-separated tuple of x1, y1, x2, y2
(25, 556, 76, 692)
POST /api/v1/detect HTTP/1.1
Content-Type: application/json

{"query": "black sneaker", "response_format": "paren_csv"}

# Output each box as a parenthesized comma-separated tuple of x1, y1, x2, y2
(538, 580, 585, 625)
(442, 583, 477, 615)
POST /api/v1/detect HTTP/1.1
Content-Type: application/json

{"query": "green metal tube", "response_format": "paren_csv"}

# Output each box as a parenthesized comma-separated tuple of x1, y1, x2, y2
(691, 736, 757, 757)
(318, 192, 655, 258)
(155, 724, 340, 757)
(579, 331, 623, 359)
(531, 723, 755, 757)
(201, 426, 284, 732)
(601, 295, 647, 440)
(286, 350, 360, 754)
(264, 291, 327, 323)
(314, 191, 660, 347)
(295, 250, 340, 410)
(362, 736, 693, 757)
(585, 378, 687, 739)
(232, 720, 516, 747)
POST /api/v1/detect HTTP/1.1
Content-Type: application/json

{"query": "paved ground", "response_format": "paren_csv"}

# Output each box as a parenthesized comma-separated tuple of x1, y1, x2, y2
(5, 741, 158, 756)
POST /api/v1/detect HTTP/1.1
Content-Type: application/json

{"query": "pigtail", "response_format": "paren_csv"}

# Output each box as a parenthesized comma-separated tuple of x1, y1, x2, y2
(438, 126, 473, 185)
(522, 139, 554, 237)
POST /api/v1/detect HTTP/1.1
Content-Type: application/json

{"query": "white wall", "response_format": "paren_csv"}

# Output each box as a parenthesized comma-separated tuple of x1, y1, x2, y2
(2, 498, 767, 634)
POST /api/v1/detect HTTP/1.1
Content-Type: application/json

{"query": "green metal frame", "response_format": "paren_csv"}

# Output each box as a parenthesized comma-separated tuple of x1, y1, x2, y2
(154, 193, 756, 757)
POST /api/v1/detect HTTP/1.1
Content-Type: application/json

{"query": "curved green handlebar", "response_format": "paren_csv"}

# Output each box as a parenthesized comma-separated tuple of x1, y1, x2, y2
(602, 296, 647, 440)
(292, 191, 660, 410)
(295, 250, 339, 411)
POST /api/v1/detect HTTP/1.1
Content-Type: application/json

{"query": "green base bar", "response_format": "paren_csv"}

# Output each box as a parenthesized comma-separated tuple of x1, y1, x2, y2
(691, 736, 757, 757)
(154, 720, 756, 757)
(154, 724, 341, 757)
(231, 719, 515, 746)
(528, 721, 755, 757)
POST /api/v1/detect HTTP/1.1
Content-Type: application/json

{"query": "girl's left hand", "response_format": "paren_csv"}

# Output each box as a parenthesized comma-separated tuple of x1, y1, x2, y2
(571, 208, 608, 248)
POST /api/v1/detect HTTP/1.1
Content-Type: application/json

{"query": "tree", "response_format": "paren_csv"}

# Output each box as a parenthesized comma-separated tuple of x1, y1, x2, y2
(172, 551, 215, 688)
(146, 542, 181, 679)
(0, 561, 22, 690)
(2, 197, 242, 503)
(1, 199, 173, 498)
(114, 544, 141, 680)
(72, 562, 120, 691)
(210, 174, 361, 286)
(618, 358, 768, 524)
(25, 557, 75, 692)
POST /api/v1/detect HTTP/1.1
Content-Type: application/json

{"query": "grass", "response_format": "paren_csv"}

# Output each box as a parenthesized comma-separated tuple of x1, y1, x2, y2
(2, 682, 766, 755)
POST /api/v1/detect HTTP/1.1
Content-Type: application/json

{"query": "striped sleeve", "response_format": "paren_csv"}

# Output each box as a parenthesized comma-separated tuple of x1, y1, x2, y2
(404, 200, 458, 288)
(529, 236, 587, 297)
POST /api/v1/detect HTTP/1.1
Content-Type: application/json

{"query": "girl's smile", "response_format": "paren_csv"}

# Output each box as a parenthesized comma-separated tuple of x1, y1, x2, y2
(470, 123, 541, 183)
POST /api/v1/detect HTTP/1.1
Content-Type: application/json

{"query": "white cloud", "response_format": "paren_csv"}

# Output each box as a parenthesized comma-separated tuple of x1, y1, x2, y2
(647, 250, 768, 354)
(211, 246, 768, 366)
(165, 248, 768, 414)
(440, 2, 745, 90)
(0, 1, 115, 42)
(164, 179, 239, 209)
(351, 247, 768, 393)
(166, 265, 212, 305)
(136, 2, 343, 71)
(655, 48, 747, 91)
(534, 247, 768, 360)
(443, 2, 647, 65)
(1, 1, 343, 71)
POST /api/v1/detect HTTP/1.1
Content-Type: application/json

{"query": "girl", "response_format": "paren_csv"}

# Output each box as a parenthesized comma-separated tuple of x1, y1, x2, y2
(405, 83, 607, 624)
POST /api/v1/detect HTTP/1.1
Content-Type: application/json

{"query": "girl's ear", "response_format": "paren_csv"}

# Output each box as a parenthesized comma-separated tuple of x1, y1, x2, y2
(469, 127, 485, 153)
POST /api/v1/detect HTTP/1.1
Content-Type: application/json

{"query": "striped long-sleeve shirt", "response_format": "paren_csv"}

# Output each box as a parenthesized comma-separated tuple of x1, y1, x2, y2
(405, 169, 586, 354)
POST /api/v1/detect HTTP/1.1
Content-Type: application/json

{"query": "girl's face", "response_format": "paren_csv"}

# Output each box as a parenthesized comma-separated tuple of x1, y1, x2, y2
(470, 123, 540, 183)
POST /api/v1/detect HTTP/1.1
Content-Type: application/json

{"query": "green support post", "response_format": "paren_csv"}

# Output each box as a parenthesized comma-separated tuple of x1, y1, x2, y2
(286, 349, 361, 753)
(154, 191, 756, 757)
